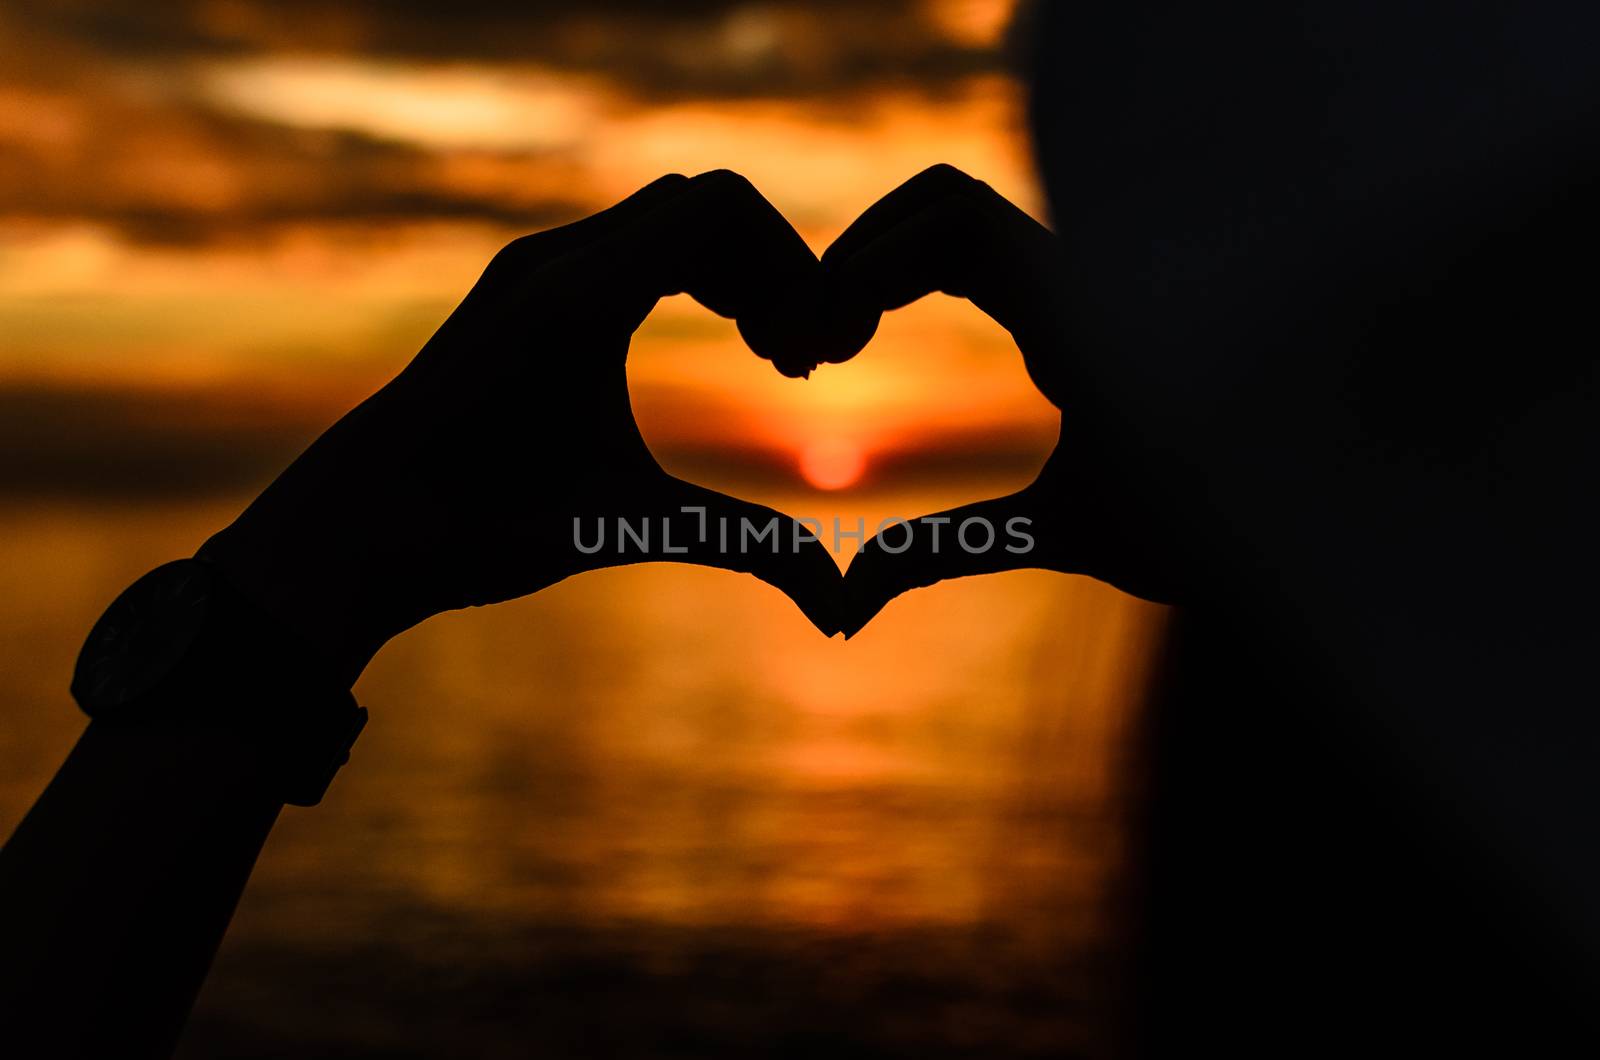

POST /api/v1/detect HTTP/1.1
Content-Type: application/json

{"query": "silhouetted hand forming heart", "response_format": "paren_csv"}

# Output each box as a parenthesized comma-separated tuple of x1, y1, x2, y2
(824, 165, 1181, 637)
(200, 171, 879, 683)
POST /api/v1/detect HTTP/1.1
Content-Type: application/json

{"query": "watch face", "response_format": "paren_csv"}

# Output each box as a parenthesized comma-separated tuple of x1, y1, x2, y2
(71, 559, 216, 716)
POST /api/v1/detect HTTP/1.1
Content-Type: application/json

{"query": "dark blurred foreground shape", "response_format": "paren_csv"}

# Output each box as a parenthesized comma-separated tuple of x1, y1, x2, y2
(1027, 1, 1599, 1053)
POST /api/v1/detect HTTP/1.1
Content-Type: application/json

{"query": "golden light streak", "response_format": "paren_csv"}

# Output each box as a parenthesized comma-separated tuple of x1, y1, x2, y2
(199, 58, 604, 151)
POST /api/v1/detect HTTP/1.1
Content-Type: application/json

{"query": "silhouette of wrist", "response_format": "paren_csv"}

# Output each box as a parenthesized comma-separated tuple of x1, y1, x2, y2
(198, 520, 396, 688)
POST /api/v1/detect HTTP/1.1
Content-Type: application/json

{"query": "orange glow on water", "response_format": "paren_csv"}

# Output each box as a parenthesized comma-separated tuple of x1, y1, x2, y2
(799, 439, 867, 490)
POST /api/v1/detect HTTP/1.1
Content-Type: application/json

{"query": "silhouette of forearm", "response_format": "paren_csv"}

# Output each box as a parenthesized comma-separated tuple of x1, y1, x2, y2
(0, 713, 284, 1058)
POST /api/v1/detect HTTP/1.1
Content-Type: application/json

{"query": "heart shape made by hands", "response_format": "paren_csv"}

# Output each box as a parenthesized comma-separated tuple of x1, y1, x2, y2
(475, 164, 1168, 641)
(204, 166, 1169, 678)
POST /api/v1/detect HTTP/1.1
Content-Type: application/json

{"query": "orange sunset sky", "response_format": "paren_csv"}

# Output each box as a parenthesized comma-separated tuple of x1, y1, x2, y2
(0, 0, 1056, 496)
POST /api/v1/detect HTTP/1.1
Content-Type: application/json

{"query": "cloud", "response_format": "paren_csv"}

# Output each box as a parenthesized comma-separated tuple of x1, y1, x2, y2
(0, 2, 1018, 243)
(0, 60, 592, 244)
(7, 1, 1005, 100)
(0, 378, 1051, 498)
(0, 381, 331, 496)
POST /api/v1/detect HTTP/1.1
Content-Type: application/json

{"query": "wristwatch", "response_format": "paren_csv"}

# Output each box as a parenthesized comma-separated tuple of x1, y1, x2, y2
(70, 557, 368, 806)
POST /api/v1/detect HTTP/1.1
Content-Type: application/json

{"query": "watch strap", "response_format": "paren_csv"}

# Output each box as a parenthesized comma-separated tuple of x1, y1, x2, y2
(74, 557, 369, 808)
(200, 558, 370, 807)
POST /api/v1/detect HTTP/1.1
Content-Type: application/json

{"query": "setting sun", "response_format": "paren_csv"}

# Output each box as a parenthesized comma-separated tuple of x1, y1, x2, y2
(799, 439, 867, 490)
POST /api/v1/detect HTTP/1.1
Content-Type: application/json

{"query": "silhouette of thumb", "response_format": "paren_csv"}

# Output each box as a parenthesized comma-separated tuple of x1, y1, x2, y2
(584, 478, 845, 637)
(839, 488, 1054, 639)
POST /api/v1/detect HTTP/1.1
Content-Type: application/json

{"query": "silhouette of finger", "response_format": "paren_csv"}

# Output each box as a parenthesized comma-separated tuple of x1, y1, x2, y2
(822, 165, 1067, 402)
(662, 480, 845, 637)
(613, 170, 815, 313)
(833, 192, 1057, 328)
(839, 491, 1055, 639)
(482, 173, 692, 288)
(408, 173, 696, 378)
(824, 164, 1002, 263)
(566, 170, 873, 374)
